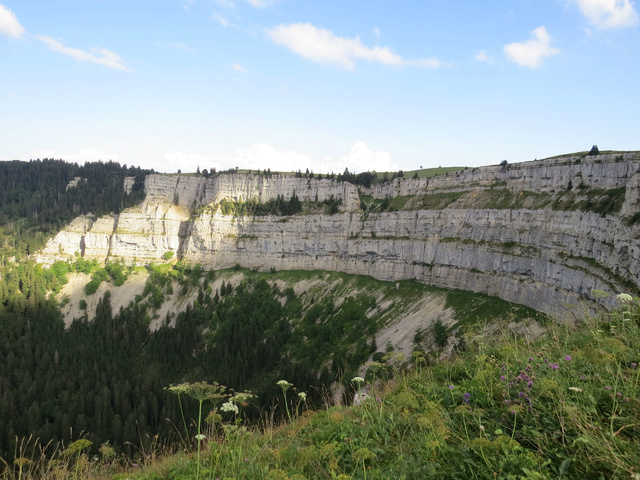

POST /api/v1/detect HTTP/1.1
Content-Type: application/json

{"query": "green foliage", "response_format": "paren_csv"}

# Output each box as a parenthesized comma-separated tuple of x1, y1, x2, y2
(163, 250, 175, 261)
(0, 159, 151, 259)
(217, 193, 303, 216)
(119, 297, 640, 480)
(432, 319, 448, 348)
(551, 186, 626, 216)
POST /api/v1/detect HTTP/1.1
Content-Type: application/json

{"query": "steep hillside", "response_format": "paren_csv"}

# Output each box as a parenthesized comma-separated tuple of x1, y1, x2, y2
(38, 151, 640, 317)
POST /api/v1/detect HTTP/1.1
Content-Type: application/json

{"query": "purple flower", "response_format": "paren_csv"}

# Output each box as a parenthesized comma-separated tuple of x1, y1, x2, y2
(631, 363, 638, 369)
(449, 385, 454, 390)
(376, 397, 382, 403)
(518, 391, 525, 398)
(548, 363, 560, 370)
(604, 386, 612, 391)
(564, 355, 572, 362)
(463, 393, 471, 404)
(527, 381, 533, 388)
(500, 375, 506, 381)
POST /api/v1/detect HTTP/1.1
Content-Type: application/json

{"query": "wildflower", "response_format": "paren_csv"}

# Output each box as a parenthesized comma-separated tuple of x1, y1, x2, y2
(376, 397, 382, 403)
(527, 381, 533, 388)
(463, 392, 471, 404)
(617, 293, 633, 303)
(500, 375, 506, 381)
(351, 376, 365, 384)
(564, 355, 572, 362)
(221, 401, 239, 414)
(568, 387, 583, 392)
(548, 363, 560, 370)
(449, 385, 455, 390)
(230, 391, 256, 404)
(518, 391, 525, 398)
(276, 380, 293, 394)
(604, 386, 612, 391)
(631, 363, 638, 369)
(195, 434, 206, 441)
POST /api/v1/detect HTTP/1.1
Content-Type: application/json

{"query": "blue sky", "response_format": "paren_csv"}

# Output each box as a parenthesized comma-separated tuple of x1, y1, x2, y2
(1, 1, 639, 174)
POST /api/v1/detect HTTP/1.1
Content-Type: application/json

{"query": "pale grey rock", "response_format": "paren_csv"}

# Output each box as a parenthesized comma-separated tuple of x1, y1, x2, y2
(37, 154, 640, 318)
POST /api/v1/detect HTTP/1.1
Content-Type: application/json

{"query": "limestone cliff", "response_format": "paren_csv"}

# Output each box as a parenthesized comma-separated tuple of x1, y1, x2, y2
(37, 152, 640, 317)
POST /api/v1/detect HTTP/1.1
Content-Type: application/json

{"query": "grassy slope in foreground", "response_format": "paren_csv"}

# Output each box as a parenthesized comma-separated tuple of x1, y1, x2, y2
(6, 294, 638, 479)
(121, 294, 640, 480)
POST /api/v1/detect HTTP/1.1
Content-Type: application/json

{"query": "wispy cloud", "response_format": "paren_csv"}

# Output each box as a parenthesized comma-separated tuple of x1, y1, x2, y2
(569, 0, 639, 28)
(245, 0, 278, 8)
(232, 63, 248, 72)
(37, 35, 130, 71)
(212, 13, 229, 26)
(0, 4, 25, 38)
(266, 23, 441, 70)
(168, 42, 194, 52)
(504, 26, 559, 68)
(474, 50, 492, 63)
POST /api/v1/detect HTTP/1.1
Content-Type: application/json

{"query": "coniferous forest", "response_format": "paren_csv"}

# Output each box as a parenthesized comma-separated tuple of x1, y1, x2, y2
(0, 160, 377, 460)
(0, 160, 163, 458)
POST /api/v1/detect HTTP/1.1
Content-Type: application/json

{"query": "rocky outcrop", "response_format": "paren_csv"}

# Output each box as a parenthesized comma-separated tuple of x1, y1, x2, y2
(37, 152, 640, 318)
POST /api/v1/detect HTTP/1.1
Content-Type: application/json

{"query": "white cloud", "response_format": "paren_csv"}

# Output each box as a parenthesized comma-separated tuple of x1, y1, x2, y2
(163, 141, 397, 175)
(0, 4, 25, 38)
(266, 23, 441, 70)
(570, 0, 639, 28)
(164, 152, 216, 172)
(338, 141, 398, 173)
(474, 50, 491, 62)
(232, 63, 248, 72)
(212, 13, 229, 26)
(504, 26, 560, 68)
(373, 27, 381, 37)
(228, 143, 314, 171)
(37, 35, 130, 71)
(213, 0, 234, 6)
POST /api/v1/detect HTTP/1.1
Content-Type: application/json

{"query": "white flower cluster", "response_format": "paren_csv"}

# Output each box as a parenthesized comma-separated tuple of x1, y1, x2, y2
(221, 401, 239, 414)
(617, 293, 633, 303)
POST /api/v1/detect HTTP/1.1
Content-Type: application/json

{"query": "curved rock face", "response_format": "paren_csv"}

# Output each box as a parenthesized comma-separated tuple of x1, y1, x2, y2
(37, 152, 640, 318)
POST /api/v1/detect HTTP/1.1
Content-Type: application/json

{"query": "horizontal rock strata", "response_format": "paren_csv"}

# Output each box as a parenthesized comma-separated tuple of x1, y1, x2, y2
(37, 152, 640, 318)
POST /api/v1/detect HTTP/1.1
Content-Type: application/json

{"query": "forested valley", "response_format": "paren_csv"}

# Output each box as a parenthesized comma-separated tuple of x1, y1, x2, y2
(0, 160, 382, 460)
